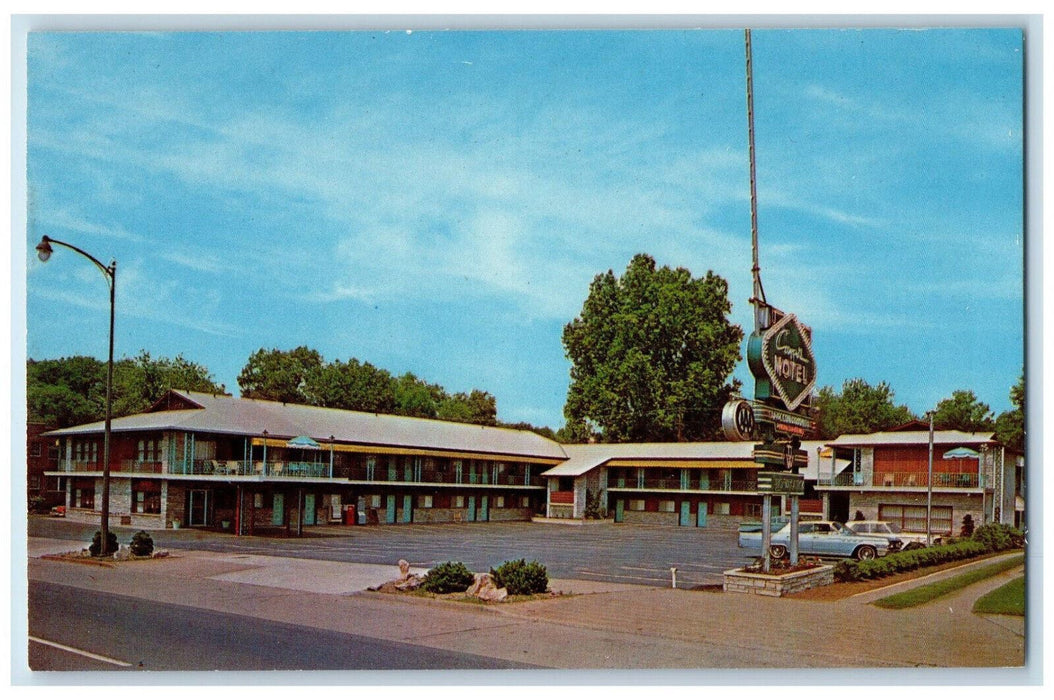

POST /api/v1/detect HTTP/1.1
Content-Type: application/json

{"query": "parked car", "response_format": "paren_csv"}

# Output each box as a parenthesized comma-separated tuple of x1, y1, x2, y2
(736, 516, 789, 534)
(738, 520, 898, 561)
(845, 521, 931, 549)
(736, 512, 822, 534)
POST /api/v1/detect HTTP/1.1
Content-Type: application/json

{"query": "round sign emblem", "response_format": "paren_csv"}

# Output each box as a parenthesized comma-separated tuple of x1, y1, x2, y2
(722, 399, 755, 441)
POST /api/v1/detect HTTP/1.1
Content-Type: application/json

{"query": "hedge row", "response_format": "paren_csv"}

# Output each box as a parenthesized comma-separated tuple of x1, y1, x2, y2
(834, 523, 1024, 583)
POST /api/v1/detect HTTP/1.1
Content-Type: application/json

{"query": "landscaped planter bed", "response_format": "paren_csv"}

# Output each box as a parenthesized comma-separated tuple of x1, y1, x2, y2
(723, 564, 834, 597)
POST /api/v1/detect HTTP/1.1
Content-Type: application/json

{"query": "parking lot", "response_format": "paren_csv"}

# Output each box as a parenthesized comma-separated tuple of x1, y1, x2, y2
(28, 517, 751, 588)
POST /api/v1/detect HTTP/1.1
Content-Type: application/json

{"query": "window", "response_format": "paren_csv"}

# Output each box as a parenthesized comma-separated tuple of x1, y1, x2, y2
(133, 480, 162, 514)
(74, 480, 95, 509)
(369, 495, 382, 508)
(418, 495, 433, 508)
(494, 496, 505, 508)
(628, 499, 646, 511)
(714, 502, 731, 515)
(521, 496, 530, 508)
(744, 503, 761, 518)
(254, 493, 264, 508)
(453, 495, 465, 508)
(880, 504, 953, 536)
(658, 500, 676, 513)
(30, 442, 42, 458)
(29, 475, 40, 489)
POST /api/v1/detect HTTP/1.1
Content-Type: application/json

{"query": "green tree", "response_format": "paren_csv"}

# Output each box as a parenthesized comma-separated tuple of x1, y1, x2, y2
(28, 352, 223, 427)
(995, 372, 1024, 452)
(237, 346, 324, 403)
(113, 350, 225, 416)
(306, 358, 397, 413)
(393, 372, 444, 419)
(501, 421, 558, 441)
(562, 254, 743, 442)
(813, 378, 915, 439)
(437, 389, 498, 426)
(932, 389, 995, 432)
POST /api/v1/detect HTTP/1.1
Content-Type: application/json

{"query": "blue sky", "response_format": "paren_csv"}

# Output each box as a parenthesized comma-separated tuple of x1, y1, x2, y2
(23, 28, 1024, 429)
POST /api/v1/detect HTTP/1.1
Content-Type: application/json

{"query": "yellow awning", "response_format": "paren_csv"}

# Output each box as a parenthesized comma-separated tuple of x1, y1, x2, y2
(249, 437, 561, 465)
(604, 459, 759, 469)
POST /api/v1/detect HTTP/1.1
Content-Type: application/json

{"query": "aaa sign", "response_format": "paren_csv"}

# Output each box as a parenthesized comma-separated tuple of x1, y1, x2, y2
(760, 313, 816, 411)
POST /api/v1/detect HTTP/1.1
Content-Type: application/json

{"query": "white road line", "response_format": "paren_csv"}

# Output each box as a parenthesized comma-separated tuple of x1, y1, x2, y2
(29, 636, 133, 667)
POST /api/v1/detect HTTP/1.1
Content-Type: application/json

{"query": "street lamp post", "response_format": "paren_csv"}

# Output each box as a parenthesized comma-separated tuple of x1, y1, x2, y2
(35, 235, 117, 556)
(926, 410, 935, 547)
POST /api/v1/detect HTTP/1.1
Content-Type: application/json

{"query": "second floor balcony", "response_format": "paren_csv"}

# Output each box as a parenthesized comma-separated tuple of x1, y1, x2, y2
(818, 471, 983, 489)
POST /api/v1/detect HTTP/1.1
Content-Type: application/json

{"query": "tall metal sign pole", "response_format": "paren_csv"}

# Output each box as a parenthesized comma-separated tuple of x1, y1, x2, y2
(738, 29, 816, 572)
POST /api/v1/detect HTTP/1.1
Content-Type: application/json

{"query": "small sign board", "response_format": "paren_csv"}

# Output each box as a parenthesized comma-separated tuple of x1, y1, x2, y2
(756, 471, 805, 495)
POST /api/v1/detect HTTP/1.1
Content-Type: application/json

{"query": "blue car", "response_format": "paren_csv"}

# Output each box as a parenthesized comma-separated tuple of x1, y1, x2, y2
(738, 520, 898, 560)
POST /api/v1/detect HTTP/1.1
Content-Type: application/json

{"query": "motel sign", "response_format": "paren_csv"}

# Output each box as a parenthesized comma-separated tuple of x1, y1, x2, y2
(758, 313, 816, 412)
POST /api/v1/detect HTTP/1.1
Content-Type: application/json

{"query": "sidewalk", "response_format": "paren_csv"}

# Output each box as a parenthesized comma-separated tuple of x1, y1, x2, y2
(26, 537, 1027, 670)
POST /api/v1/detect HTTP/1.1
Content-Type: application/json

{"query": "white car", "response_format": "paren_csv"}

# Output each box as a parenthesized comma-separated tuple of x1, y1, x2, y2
(845, 521, 932, 549)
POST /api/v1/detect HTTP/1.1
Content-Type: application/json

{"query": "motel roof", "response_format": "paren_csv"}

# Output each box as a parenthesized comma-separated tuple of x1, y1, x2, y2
(826, 430, 997, 449)
(44, 390, 569, 461)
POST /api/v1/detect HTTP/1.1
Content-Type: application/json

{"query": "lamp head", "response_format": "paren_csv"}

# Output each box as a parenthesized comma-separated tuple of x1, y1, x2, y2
(35, 237, 53, 262)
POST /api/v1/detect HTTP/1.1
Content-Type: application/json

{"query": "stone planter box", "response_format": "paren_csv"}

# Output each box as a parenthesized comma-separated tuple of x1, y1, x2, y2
(723, 564, 834, 597)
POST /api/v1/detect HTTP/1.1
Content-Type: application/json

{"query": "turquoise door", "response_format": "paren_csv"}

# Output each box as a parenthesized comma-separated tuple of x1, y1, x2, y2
(304, 493, 316, 525)
(271, 493, 284, 526)
(385, 495, 396, 524)
(402, 494, 413, 523)
(467, 496, 476, 522)
(697, 502, 708, 527)
(679, 501, 691, 527)
(479, 495, 489, 521)
(615, 499, 624, 523)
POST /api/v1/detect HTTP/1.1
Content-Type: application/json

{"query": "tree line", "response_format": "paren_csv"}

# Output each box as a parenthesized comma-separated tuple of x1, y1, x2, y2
(27, 253, 1024, 452)
(27, 347, 555, 438)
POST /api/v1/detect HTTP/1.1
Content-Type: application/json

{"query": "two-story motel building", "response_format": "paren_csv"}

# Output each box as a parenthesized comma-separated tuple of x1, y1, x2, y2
(42, 390, 1022, 535)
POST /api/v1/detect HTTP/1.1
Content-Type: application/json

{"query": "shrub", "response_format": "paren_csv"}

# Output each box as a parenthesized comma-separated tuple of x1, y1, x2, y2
(584, 489, 605, 519)
(972, 523, 1024, 552)
(421, 561, 475, 594)
(89, 530, 119, 557)
(834, 540, 989, 582)
(29, 496, 47, 514)
(129, 530, 154, 557)
(490, 558, 549, 595)
(960, 514, 975, 537)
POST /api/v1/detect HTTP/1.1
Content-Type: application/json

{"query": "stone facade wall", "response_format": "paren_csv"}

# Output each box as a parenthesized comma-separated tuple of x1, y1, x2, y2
(723, 565, 834, 597)
(166, 483, 187, 528)
(848, 491, 983, 532)
(548, 504, 574, 519)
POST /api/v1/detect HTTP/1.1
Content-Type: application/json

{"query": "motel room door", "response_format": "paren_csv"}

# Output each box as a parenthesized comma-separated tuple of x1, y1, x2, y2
(304, 493, 316, 526)
(614, 499, 624, 523)
(188, 489, 211, 527)
(271, 493, 284, 526)
(679, 501, 692, 527)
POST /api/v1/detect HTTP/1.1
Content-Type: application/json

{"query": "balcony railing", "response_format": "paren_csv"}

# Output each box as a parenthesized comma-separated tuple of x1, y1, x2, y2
(610, 479, 757, 492)
(343, 466, 544, 487)
(818, 471, 982, 488)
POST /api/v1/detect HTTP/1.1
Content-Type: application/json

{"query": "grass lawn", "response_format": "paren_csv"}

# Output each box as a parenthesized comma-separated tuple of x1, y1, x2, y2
(972, 575, 1025, 616)
(872, 554, 1024, 610)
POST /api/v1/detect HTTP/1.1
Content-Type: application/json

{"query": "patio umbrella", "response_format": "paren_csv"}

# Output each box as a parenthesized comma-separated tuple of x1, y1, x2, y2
(942, 446, 980, 459)
(286, 435, 321, 449)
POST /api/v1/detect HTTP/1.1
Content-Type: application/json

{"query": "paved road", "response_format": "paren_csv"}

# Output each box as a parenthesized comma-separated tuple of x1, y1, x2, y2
(28, 517, 751, 587)
(29, 580, 538, 671)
